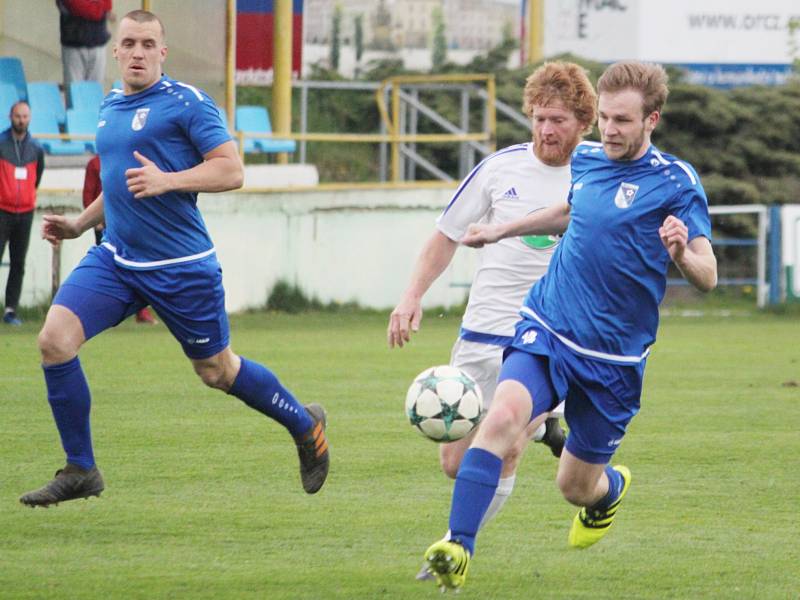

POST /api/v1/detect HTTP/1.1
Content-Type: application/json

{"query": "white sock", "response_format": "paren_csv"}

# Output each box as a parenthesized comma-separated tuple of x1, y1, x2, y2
(478, 475, 516, 531)
(438, 475, 517, 543)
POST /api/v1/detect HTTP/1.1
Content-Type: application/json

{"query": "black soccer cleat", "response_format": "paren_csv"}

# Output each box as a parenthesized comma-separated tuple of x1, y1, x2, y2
(295, 403, 330, 494)
(20, 464, 105, 508)
(538, 416, 566, 458)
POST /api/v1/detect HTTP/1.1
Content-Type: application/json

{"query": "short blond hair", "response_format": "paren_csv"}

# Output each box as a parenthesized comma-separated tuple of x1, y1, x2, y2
(597, 61, 669, 116)
(121, 9, 166, 41)
(522, 62, 597, 134)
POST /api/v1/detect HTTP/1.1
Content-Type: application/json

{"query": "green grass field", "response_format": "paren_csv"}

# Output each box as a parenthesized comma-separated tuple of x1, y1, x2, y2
(1, 310, 798, 599)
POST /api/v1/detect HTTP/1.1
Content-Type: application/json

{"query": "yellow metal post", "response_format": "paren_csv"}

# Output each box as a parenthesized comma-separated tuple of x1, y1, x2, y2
(526, 0, 543, 64)
(273, 0, 293, 165)
(486, 75, 496, 153)
(142, 0, 151, 12)
(226, 0, 236, 134)
(391, 83, 401, 182)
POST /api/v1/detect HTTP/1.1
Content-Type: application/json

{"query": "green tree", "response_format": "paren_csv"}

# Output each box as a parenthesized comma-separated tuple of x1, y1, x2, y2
(330, 4, 342, 71)
(790, 17, 800, 75)
(431, 6, 447, 70)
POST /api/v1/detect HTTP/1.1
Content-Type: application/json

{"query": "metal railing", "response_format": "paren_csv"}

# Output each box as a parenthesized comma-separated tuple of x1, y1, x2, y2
(33, 74, 528, 189)
(239, 74, 502, 186)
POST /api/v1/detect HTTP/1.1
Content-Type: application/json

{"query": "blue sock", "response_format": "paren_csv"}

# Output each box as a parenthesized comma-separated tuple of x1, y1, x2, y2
(448, 448, 503, 556)
(592, 465, 624, 511)
(228, 357, 313, 438)
(43, 357, 95, 470)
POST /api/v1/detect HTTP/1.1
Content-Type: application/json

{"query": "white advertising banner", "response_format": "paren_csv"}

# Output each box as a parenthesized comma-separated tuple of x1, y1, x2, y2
(781, 205, 800, 300)
(544, 0, 800, 64)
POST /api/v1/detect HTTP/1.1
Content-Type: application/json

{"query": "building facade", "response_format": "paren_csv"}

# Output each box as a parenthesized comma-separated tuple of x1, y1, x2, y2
(304, 0, 518, 51)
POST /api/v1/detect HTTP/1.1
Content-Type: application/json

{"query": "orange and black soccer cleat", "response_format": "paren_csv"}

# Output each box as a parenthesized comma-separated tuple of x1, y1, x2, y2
(294, 403, 330, 494)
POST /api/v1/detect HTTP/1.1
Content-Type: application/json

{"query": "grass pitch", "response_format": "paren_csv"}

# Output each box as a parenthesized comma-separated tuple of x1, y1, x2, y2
(1, 310, 798, 599)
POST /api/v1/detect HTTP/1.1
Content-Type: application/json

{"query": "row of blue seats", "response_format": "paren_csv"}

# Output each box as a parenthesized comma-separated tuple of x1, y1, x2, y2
(7, 103, 295, 156)
(30, 109, 98, 155)
(221, 106, 297, 154)
(0, 56, 103, 155)
(1, 58, 104, 117)
(1, 80, 103, 124)
(3, 57, 294, 155)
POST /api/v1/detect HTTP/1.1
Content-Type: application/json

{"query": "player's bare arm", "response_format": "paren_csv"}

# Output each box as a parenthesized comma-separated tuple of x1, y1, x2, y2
(659, 215, 717, 292)
(42, 193, 105, 246)
(462, 202, 571, 248)
(125, 140, 243, 199)
(388, 230, 458, 349)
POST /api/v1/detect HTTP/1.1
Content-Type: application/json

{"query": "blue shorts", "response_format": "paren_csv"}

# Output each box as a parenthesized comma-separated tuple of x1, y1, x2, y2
(498, 318, 645, 464)
(53, 245, 230, 359)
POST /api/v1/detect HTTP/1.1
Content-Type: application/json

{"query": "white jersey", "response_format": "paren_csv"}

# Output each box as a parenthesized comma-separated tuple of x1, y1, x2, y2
(436, 142, 571, 342)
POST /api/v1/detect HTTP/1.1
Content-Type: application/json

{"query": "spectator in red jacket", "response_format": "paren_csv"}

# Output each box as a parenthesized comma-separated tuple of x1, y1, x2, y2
(0, 101, 45, 325)
(57, 0, 114, 85)
(82, 154, 156, 324)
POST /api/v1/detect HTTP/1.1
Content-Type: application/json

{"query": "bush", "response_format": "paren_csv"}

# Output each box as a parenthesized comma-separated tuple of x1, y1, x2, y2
(266, 280, 323, 313)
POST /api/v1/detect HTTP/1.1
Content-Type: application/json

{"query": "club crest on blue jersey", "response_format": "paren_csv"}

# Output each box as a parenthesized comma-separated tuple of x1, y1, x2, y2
(131, 108, 150, 131)
(614, 182, 639, 209)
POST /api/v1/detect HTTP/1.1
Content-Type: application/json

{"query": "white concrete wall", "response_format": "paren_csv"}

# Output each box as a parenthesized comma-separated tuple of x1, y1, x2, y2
(10, 187, 475, 313)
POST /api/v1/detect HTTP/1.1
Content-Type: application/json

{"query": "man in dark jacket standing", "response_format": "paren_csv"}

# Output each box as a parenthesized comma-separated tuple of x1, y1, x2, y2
(57, 0, 113, 85)
(0, 101, 45, 325)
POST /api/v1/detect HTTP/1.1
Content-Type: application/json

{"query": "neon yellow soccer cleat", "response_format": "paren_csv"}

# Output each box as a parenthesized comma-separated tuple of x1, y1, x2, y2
(569, 465, 631, 549)
(423, 539, 471, 592)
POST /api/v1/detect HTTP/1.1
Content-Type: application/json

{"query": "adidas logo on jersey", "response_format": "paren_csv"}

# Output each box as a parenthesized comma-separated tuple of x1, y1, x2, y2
(502, 187, 519, 199)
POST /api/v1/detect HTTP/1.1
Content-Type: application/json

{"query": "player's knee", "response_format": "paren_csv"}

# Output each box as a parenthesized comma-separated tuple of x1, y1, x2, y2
(439, 445, 463, 479)
(37, 326, 75, 364)
(194, 363, 228, 390)
(479, 402, 526, 442)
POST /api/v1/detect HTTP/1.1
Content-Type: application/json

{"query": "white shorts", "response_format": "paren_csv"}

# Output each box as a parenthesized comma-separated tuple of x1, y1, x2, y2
(450, 337, 564, 417)
(450, 338, 503, 410)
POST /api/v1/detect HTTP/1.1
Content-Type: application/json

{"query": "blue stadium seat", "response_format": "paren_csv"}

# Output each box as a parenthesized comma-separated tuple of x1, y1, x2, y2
(235, 105, 296, 154)
(68, 81, 104, 112)
(28, 81, 66, 127)
(66, 109, 99, 153)
(0, 83, 19, 119)
(0, 57, 27, 101)
(30, 111, 86, 155)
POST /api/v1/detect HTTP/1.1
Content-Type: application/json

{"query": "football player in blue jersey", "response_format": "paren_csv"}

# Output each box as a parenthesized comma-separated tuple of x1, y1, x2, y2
(422, 61, 718, 591)
(20, 10, 329, 508)
(389, 61, 598, 581)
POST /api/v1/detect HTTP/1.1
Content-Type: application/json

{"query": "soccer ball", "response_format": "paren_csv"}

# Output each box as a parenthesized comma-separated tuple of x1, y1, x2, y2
(405, 365, 484, 442)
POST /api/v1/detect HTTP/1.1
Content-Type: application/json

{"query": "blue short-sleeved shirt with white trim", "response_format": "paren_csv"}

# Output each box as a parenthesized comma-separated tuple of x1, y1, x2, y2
(522, 142, 712, 362)
(96, 75, 231, 270)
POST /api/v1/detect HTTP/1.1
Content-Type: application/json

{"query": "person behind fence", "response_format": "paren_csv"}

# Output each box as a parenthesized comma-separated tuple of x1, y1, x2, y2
(422, 61, 718, 592)
(57, 0, 114, 85)
(0, 101, 45, 326)
(19, 9, 329, 508)
(82, 153, 156, 324)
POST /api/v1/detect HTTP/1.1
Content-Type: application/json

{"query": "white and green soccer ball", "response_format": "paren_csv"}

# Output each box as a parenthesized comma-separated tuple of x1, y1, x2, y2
(405, 365, 484, 442)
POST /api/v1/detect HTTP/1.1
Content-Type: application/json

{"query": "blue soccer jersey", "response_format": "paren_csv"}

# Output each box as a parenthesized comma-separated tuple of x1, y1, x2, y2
(522, 142, 712, 363)
(95, 75, 231, 269)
